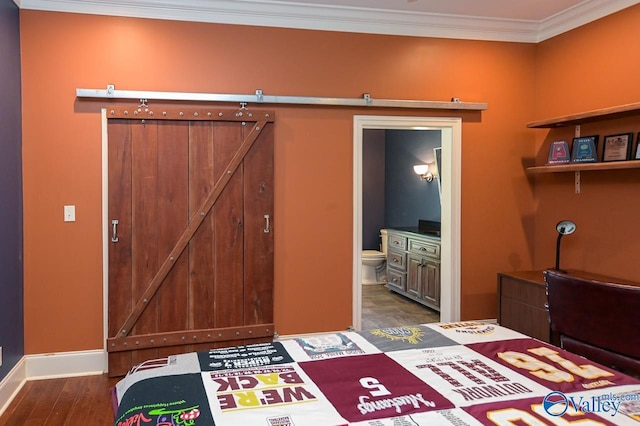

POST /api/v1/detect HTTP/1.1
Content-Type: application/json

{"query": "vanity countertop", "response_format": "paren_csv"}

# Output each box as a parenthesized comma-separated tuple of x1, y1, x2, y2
(388, 227, 441, 239)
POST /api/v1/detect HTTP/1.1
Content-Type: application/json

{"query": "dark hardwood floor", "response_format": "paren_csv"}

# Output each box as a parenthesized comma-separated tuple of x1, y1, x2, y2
(0, 284, 437, 425)
(361, 283, 440, 329)
(0, 374, 119, 426)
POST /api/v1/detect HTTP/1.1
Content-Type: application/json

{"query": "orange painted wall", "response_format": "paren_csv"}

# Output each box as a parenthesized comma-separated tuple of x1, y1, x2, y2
(531, 5, 640, 278)
(20, 10, 537, 354)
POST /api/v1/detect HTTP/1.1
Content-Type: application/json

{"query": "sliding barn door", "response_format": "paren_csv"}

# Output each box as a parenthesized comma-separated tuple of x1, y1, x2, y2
(107, 106, 275, 376)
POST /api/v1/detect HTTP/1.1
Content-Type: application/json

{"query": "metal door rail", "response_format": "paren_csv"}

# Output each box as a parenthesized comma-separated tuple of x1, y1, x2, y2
(76, 85, 487, 111)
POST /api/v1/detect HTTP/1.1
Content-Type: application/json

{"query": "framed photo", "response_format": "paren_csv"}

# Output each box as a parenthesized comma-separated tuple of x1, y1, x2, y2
(570, 135, 599, 163)
(636, 132, 640, 160)
(547, 140, 570, 164)
(602, 133, 633, 162)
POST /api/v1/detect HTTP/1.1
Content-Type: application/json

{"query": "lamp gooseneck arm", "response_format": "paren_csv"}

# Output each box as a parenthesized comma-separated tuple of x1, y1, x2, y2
(555, 233, 563, 271)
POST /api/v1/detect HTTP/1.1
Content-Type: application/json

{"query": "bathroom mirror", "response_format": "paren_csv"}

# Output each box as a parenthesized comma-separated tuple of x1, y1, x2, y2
(433, 146, 442, 200)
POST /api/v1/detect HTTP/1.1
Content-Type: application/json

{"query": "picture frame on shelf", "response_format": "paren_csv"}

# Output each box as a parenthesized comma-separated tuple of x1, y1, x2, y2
(570, 135, 599, 163)
(547, 140, 571, 164)
(636, 132, 640, 160)
(602, 133, 633, 162)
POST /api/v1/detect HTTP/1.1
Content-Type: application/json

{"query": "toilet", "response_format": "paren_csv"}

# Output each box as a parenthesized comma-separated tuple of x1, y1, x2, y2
(361, 229, 388, 285)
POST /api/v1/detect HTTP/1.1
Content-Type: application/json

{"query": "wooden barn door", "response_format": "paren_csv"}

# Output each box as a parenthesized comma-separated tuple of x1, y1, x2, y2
(107, 106, 275, 376)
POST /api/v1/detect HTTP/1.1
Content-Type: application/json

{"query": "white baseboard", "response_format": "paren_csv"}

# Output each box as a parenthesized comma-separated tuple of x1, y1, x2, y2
(25, 349, 107, 380)
(0, 357, 26, 417)
(0, 349, 108, 416)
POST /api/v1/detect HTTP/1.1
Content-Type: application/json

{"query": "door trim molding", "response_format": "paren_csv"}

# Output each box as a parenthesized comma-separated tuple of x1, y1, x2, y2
(352, 115, 462, 329)
(101, 108, 109, 350)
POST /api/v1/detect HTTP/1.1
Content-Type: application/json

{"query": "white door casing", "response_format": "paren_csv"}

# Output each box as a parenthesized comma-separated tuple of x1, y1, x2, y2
(353, 115, 462, 329)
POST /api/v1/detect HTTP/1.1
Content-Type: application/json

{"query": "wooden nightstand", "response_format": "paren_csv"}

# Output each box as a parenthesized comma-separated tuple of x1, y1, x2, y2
(497, 270, 550, 342)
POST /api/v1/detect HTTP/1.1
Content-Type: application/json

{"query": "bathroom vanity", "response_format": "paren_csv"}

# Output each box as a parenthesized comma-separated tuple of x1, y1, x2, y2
(385, 228, 441, 312)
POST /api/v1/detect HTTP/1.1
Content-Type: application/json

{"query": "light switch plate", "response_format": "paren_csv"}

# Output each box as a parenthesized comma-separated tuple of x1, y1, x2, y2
(64, 205, 76, 222)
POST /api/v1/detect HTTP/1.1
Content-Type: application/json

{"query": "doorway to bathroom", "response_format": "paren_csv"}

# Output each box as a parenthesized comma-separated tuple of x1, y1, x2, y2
(352, 115, 462, 330)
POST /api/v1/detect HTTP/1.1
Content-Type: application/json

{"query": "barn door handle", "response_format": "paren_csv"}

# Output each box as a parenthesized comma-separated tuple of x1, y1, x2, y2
(111, 220, 119, 242)
(264, 214, 270, 233)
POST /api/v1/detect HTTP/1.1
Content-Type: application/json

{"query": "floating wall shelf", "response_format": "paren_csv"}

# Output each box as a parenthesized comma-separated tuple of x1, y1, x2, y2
(526, 160, 640, 175)
(527, 101, 640, 129)
(525, 101, 640, 193)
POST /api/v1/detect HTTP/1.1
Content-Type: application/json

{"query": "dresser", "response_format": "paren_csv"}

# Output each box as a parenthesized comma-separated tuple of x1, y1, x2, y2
(386, 229, 441, 312)
(497, 270, 550, 342)
(498, 269, 640, 344)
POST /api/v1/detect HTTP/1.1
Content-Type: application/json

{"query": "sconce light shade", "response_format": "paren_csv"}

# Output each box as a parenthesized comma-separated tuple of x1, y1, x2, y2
(413, 164, 433, 182)
(413, 164, 429, 175)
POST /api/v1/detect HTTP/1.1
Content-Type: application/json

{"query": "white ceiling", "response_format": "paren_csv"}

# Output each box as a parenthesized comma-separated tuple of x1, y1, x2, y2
(282, 0, 589, 21)
(13, 0, 640, 43)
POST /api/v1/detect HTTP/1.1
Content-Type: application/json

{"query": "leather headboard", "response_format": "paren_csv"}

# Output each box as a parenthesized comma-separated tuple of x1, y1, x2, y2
(544, 269, 640, 376)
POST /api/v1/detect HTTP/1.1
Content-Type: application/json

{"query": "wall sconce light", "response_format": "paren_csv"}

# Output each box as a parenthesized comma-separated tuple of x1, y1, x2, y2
(413, 164, 433, 182)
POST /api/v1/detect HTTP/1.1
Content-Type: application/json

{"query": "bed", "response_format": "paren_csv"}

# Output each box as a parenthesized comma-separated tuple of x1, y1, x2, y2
(112, 321, 640, 425)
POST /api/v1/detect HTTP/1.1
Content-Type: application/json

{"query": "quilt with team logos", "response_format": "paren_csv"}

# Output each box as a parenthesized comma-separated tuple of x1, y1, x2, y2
(112, 322, 640, 425)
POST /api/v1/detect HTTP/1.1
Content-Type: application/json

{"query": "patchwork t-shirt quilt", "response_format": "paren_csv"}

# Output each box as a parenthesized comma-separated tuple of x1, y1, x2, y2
(112, 322, 640, 425)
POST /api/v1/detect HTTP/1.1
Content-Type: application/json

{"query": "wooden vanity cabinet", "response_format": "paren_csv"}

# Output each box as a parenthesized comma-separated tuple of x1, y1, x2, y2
(408, 255, 440, 309)
(386, 229, 440, 312)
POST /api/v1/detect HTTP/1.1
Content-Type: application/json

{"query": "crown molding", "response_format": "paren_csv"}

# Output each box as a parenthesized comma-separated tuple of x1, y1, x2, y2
(538, 0, 640, 42)
(14, 0, 640, 43)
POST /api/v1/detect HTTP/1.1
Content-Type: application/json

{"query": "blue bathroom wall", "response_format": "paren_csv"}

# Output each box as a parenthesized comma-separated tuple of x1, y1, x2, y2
(362, 129, 441, 249)
(0, 0, 24, 381)
(362, 129, 386, 250)
(385, 129, 441, 228)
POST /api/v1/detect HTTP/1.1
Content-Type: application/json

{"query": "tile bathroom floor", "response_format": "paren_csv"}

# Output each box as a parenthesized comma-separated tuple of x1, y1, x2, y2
(361, 284, 440, 330)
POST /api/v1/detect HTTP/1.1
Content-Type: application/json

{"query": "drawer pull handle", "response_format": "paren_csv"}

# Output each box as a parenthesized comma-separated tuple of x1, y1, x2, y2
(393, 258, 398, 262)
(420, 247, 427, 251)
(392, 278, 398, 282)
